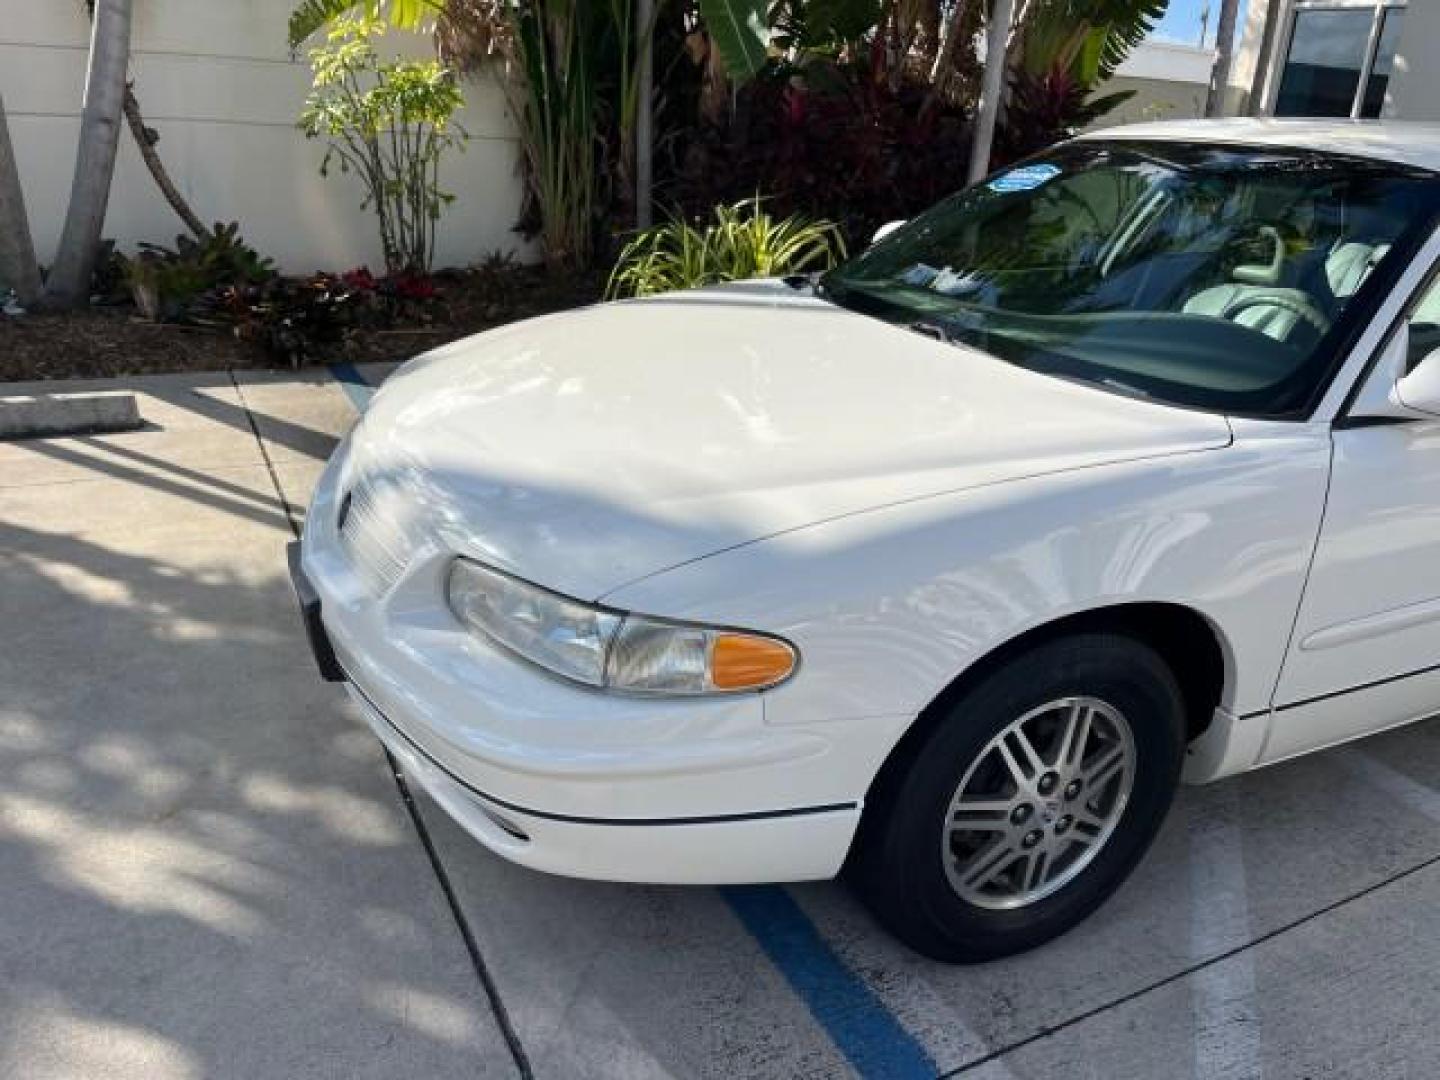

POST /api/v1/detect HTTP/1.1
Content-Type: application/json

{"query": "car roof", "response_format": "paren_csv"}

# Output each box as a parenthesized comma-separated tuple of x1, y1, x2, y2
(1074, 118, 1440, 173)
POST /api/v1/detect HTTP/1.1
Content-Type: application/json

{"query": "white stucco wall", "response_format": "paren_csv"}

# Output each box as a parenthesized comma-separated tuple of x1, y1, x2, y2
(1389, 0, 1437, 120)
(0, 0, 530, 274)
(1087, 40, 1221, 130)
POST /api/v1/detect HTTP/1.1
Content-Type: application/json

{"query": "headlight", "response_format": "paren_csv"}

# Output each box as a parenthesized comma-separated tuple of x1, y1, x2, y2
(445, 559, 797, 694)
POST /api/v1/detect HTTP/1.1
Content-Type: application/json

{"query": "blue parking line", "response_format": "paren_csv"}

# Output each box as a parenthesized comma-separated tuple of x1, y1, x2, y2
(330, 362, 375, 413)
(329, 359, 931, 1078)
(722, 886, 936, 1079)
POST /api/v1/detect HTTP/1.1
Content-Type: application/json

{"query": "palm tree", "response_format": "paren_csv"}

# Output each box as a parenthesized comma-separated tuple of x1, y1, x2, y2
(0, 92, 43, 306)
(45, 0, 133, 308)
(1206, 0, 1239, 116)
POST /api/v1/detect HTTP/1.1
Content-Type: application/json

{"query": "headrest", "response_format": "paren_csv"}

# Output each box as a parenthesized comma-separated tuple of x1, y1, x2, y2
(1327, 242, 1391, 298)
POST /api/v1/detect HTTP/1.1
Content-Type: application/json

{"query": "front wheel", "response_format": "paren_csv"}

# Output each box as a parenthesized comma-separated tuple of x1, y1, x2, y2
(851, 633, 1186, 962)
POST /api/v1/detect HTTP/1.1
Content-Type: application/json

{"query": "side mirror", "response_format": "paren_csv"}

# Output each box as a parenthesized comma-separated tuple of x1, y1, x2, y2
(871, 220, 906, 247)
(1350, 323, 1440, 421)
(1395, 348, 1440, 416)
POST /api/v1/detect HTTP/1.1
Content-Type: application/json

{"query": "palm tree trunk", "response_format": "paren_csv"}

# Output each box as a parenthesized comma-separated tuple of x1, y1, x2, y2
(0, 92, 43, 307)
(1206, 0, 1241, 116)
(45, 0, 133, 308)
(1247, 0, 1286, 116)
(968, 0, 1016, 184)
(634, 0, 655, 228)
(123, 85, 210, 240)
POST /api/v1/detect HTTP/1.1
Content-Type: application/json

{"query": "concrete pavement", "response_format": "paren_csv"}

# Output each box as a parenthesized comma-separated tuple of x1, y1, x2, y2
(0, 372, 516, 1079)
(5, 364, 1440, 1079)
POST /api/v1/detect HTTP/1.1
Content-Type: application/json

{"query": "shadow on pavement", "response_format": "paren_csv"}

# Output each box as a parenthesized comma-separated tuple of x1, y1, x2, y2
(0, 498, 509, 1076)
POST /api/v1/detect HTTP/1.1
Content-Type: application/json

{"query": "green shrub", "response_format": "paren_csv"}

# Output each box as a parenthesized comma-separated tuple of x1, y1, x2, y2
(606, 197, 846, 300)
(123, 222, 274, 321)
(299, 13, 466, 275)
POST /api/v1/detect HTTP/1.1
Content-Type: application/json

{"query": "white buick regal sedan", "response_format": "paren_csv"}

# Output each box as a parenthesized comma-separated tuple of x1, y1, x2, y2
(291, 119, 1440, 962)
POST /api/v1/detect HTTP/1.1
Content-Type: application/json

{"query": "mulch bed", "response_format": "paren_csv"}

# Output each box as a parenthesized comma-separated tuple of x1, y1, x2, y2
(0, 265, 605, 383)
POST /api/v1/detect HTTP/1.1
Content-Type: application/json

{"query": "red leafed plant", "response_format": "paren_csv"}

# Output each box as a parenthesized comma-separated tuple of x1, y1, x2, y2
(675, 61, 973, 250)
(341, 265, 378, 291)
(993, 64, 1134, 167)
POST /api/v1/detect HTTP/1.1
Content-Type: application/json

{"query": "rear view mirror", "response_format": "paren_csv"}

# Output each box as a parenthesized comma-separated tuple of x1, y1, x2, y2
(871, 220, 906, 247)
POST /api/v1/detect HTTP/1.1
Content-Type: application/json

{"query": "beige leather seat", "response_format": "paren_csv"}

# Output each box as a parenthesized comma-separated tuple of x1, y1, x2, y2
(1325, 241, 1390, 298)
(1183, 239, 1389, 342)
(1182, 282, 1315, 340)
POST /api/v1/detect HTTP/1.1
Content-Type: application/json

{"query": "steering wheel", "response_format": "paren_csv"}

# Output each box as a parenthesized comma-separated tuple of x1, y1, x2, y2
(1220, 292, 1333, 337)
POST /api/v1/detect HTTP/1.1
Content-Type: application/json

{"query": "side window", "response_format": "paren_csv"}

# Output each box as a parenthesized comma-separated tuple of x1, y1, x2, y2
(1406, 275, 1440, 372)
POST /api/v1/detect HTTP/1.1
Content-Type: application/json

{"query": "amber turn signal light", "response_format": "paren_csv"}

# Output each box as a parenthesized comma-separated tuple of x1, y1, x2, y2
(710, 633, 797, 691)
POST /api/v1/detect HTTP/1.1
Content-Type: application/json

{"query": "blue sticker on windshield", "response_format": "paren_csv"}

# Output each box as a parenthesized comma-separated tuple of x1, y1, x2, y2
(988, 163, 1061, 193)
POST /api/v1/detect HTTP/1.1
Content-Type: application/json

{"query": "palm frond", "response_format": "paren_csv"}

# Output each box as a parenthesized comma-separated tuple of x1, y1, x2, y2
(698, 0, 771, 83)
(1087, 0, 1170, 80)
(288, 0, 443, 51)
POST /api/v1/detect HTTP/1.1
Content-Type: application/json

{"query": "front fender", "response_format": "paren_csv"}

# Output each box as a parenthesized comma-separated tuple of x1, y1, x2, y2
(603, 428, 1329, 744)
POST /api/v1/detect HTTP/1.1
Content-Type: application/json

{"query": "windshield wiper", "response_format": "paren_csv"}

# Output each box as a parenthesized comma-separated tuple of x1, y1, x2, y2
(907, 320, 952, 343)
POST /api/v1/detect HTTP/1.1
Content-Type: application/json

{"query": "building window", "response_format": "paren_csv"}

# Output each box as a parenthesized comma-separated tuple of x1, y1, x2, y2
(1274, 2, 1406, 119)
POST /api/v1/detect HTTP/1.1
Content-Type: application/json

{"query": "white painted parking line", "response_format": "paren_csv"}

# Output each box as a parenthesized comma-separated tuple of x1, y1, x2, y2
(1342, 750, 1440, 822)
(1188, 785, 1262, 1080)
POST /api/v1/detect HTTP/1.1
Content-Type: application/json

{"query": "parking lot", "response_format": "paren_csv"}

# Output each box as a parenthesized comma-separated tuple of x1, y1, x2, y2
(5, 363, 1440, 1079)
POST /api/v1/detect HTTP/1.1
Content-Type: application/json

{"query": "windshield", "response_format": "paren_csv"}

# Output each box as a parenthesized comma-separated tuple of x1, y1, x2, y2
(821, 141, 1440, 416)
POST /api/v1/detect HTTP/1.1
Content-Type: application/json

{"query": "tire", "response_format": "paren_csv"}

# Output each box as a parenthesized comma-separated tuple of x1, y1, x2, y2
(851, 633, 1186, 963)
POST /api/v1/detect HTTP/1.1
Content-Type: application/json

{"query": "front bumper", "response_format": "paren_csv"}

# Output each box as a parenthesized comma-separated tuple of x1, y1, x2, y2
(348, 676, 861, 883)
(289, 445, 893, 884)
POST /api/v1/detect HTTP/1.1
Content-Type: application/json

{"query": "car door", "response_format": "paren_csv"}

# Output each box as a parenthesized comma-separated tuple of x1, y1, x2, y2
(1263, 271, 1440, 764)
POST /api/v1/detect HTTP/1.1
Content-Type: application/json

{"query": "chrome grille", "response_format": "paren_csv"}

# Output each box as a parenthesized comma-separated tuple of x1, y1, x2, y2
(338, 476, 414, 595)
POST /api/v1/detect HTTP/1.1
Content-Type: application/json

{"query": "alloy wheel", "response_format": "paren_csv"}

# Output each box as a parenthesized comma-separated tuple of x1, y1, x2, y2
(941, 696, 1136, 910)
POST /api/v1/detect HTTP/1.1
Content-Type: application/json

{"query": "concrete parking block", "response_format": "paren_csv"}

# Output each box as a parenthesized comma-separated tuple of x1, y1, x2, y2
(0, 391, 140, 439)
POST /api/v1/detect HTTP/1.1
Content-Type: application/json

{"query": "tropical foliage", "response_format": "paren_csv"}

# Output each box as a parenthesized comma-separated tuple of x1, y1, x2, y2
(676, 62, 972, 249)
(299, 13, 467, 273)
(697, 0, 769, 82)
(503, 3, 619, 269)
(122, 222, 275, 321)
(289, 0, 443, 47)
(997, 0, 1169, 159)
(606, 197, 845, 298)
(1013, 0, 1170, 86)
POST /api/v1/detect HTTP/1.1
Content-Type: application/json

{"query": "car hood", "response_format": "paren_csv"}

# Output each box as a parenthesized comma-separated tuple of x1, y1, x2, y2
(348, 282, 1232, 599)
